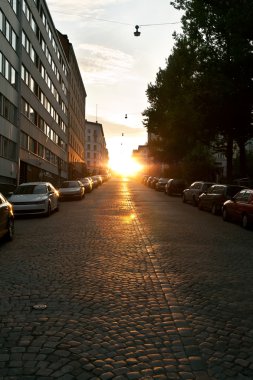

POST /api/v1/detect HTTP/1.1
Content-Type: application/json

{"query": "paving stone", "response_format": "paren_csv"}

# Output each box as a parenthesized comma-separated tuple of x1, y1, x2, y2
(1, 178, 253, 380)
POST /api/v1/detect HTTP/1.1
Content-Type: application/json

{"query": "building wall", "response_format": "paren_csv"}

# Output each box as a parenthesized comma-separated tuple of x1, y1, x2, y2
(19, 0, 69, 186)
(58, 32, 87, 180)
(0, 0, 81, 188)
(0, 1, 20, 185)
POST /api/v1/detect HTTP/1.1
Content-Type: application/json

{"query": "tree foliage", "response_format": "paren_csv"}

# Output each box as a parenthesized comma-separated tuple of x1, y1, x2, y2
(144, 0, 253, 180)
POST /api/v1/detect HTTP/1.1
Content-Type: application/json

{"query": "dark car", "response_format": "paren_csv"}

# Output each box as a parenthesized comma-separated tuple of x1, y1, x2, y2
(149, 177, 159, 189)
(155, 178, 170, 191)
(198, 184, 246, 215)
(182, 181, 215, 205)
(0, 192, 14, 241)
(165, 179, 187, 196)
(222, 189, 253, 228)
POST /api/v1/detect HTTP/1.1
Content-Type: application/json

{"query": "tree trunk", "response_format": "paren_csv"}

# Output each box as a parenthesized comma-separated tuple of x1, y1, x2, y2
(238, 140, 247, 178)
(226, 135, 233, 182)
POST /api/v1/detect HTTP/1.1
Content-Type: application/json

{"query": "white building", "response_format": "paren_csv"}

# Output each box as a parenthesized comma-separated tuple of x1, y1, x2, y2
(85, 120, 108, 175)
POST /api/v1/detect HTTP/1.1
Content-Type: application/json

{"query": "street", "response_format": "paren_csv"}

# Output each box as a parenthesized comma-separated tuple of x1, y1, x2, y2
(0, 177, 253, 380)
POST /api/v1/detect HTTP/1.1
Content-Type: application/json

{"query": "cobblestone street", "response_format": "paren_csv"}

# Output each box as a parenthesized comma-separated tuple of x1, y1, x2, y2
(0, 178, 253, 380)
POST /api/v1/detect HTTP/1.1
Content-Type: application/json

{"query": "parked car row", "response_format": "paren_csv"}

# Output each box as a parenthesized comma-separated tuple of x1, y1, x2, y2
(141, 175, 253, 229)
(142, 175, 187, 196)
(0, 174, 110, 243)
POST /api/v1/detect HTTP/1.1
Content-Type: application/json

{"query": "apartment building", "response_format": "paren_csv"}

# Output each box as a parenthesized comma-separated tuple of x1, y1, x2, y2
(58, 32, 87, 180)
(85, 120, 108, 175)
(0, 0, 85, 189)
(0, 0, 20, 188)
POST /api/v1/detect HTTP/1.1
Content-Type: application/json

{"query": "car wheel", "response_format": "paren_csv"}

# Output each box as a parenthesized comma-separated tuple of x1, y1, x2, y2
(46, 203, 51, 217)
(5, 218, 14, 241)
(222, 208, 229, 221)
(242, 214, 249, 229)
(211, 204, 217, 215)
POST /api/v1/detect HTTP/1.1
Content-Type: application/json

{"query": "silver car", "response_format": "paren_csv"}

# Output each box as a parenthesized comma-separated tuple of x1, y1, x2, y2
(58, 180, 85, 200)
(8, 182, 59, 217)
(182, 181, 215, 205)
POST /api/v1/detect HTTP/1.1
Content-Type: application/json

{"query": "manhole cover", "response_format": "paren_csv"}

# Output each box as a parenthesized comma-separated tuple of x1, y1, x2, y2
(32, 304, 47, 310)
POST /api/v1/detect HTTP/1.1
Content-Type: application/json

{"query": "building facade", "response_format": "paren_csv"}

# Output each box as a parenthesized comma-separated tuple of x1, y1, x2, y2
(0, 0, 87, 189)
(58, 32, 87, 180)
(0, 0, 20, 188)
(85, 120, 108, 175)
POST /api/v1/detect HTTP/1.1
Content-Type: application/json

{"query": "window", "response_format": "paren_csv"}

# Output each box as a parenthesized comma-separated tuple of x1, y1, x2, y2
(5, 60, 10, 80)
(5, 20, 10, 41)
(0, 52, 2, 74)
(20, 132, 28, 149)
(0, 135, 16, 160)
(0, 10, 3, 32)
(8, 0, 18, 13)
(11, 30, 17, 50)
(10, 67, 16, 86)
(29, 137, 37, 154)
(1, 94, 17, 124)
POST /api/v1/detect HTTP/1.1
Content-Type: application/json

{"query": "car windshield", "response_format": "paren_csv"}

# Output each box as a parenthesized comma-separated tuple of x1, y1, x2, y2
(61, 181, 79, 188)
(14, 184, 47, 195)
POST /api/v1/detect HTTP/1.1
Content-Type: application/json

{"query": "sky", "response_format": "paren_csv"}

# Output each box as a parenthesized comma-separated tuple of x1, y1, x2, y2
(46, 0, 182, 167)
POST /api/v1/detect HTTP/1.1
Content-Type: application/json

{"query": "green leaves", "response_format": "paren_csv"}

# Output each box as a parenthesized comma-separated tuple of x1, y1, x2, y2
(144, 0, 253, 179)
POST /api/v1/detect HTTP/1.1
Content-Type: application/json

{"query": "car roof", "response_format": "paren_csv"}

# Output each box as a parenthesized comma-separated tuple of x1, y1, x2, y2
(19, 182, 50, 186)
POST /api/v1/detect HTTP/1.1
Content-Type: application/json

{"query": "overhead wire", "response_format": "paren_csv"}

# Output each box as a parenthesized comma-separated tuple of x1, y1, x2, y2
(45, 9, 180, 28)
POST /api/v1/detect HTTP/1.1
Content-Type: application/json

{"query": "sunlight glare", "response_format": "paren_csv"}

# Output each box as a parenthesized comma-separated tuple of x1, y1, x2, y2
(109, 155, 143, 177)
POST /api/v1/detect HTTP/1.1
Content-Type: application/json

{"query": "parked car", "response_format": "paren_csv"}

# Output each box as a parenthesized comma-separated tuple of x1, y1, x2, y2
(198, 184, 246, 214)
(8, 182, 59, 216)
(146, 176, 155, 187)
(150, 177, 159, 189)
(155, 178, 170, 192)
(79, 177, 93, 193)
(165, 179, 187, 196)
(0, 183, 16, 198)
(91, 176, 100, 188)
(182, 181, 215, 205)
(93, 175, 103, 186)
(222, 189, 253, 228)
(141, 175, 149, 185)
(0, 192, 14, 241)
(58, 180, 85, 200)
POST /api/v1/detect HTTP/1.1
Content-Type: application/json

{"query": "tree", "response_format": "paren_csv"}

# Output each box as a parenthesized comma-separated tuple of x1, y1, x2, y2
(171, 0, 253, 179)
(144, 0, 253, 180)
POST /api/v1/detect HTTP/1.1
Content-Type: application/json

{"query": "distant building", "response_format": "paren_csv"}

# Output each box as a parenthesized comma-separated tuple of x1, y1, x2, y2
(132, 145, 149, 167)
(85, 121, 108, 175)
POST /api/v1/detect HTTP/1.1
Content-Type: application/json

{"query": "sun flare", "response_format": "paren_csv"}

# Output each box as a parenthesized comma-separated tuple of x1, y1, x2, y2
(109, 156, 143, 177)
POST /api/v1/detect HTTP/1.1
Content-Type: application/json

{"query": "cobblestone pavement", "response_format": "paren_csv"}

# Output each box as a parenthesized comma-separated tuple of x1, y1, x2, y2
(0, 178, 252, 380)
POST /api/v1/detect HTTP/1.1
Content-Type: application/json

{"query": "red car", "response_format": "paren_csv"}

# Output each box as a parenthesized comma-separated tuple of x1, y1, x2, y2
(222, 189, 253, 229)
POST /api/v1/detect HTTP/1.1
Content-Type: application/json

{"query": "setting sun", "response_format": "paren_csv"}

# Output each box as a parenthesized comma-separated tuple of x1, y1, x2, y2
(109, 155, 143, 177)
